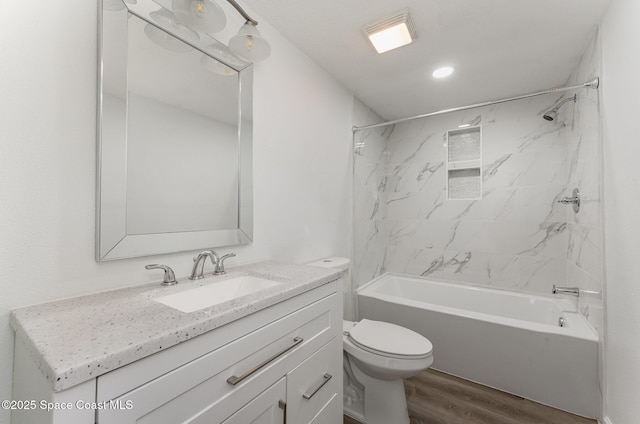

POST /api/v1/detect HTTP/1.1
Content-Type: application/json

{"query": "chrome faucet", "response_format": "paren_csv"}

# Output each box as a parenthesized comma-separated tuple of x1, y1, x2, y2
(214, 253, 236, 275)
(190, 250, 216, 280)
(552, 285, 580, 296)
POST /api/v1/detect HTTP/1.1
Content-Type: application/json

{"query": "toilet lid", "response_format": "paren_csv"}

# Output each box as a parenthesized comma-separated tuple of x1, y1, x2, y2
(348, 319, 433, 358)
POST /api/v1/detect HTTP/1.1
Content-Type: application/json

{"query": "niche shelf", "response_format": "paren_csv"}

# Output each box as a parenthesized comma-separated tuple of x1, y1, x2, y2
(446, 126, 482, 200)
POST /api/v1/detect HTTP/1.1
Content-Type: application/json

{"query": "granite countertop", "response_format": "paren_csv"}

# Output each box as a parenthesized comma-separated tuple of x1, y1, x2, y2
(10, 261, 344, 392)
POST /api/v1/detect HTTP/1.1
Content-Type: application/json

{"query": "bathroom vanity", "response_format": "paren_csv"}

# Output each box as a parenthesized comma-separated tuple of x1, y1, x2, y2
(10, 262, 343, 424)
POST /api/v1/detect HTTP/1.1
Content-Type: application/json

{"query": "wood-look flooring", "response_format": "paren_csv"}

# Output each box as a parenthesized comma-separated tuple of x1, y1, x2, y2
(343, 369, 596, 424)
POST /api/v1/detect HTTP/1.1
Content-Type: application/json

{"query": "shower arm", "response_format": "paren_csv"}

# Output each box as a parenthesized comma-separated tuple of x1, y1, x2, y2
(550, 94, 577, 113)
(352, 77, 599, 132)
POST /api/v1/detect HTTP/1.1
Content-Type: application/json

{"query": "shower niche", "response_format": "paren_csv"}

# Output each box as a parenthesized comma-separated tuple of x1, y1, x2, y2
(446, 125, 482, 200)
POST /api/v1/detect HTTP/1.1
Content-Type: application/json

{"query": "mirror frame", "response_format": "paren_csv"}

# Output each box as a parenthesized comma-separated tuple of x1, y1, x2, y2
(95, 1, 253, 261)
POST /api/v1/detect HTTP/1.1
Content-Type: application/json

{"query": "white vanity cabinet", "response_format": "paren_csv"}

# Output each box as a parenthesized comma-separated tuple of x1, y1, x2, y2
(12, 279, 342, 424)
(221, 378, 286, 424)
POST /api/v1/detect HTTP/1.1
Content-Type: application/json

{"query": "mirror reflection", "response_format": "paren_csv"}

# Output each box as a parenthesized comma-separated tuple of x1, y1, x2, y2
(97, 1, 253, 261)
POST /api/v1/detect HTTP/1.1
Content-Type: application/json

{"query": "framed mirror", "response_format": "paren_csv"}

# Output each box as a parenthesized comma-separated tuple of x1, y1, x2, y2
(96, 0, 253, 261)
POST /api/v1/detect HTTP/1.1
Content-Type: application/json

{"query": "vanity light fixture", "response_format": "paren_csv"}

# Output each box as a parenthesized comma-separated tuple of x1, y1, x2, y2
(150, 9, 199, 41)
(200, 43, 247, 75)
(172, 0, 227, 33)
(200, 55, 235, 75)
(144, 24, 194, 53)
(171, 0, 271, 62)
(229, 21, 271, 62)
(362, 9, 416, 54)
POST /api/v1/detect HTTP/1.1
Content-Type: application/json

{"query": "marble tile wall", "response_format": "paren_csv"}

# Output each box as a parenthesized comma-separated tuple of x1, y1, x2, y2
(354, 93, 572, 293)
(564, 31, 604, 335)
(353, 34, 603, 320)
(352, 97, 389, 313)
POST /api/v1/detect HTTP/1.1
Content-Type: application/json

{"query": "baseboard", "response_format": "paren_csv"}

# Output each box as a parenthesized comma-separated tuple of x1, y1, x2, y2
(601, 416, 614, 424)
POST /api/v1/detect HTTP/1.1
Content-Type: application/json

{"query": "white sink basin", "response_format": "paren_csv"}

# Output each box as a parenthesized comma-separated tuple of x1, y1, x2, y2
(155, 276, 282, 313)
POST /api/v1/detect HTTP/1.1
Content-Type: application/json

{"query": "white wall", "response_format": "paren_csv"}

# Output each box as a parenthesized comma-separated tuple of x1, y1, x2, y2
(0, 2, 353, 424)
(600, 1, 640, 422)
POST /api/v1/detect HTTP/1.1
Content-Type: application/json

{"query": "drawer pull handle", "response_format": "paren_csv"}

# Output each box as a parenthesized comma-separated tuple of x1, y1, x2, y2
(302, 373, 332, 400)
(278, 400, 287, 424)
(227, 337, 304, 386)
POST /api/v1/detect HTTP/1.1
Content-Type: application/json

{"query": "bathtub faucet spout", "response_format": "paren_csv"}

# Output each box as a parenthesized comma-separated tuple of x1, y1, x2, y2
(552, 285, 580, 296)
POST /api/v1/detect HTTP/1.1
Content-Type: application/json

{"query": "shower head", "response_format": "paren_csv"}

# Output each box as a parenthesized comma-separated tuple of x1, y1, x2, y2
(543, 94, 577, 122)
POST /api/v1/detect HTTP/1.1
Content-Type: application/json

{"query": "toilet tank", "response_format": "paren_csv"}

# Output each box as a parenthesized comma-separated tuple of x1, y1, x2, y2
(307, 257, 353, 320)
(306, 257, 350, 271)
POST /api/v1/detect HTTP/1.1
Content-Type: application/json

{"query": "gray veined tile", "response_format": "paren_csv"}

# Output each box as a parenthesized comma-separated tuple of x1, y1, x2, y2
(566, 223, 603, 279)
(433, 250, 493, 285)
(489, 255, 566, 292)
(489, 221, 567, 258)
(384, 246, 444, 277)
(382, 161, 446, 193)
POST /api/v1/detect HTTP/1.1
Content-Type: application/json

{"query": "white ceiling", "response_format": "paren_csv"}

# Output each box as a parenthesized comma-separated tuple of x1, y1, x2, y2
(242, 0, 611, 120)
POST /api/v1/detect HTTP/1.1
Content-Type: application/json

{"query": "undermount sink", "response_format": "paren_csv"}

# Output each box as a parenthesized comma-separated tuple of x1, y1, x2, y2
(155, 276, 282, 313)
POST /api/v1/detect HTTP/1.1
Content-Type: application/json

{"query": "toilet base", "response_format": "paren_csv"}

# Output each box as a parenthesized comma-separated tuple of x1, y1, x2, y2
(345, 357, 410, 424)
(343, 397, 364, 422)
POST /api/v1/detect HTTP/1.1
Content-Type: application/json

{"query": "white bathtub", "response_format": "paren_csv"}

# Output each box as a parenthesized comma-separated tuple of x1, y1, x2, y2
(356, 273, 599, 418)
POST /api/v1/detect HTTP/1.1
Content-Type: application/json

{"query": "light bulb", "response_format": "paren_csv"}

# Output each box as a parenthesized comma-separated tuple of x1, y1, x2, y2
(172, 0, 226, 33)
(229, 22, 271, 62)
(194, 0, 204, 16)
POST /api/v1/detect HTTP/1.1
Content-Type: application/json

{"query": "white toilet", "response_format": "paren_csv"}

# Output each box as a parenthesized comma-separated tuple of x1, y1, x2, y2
(307, 257, 434, 424)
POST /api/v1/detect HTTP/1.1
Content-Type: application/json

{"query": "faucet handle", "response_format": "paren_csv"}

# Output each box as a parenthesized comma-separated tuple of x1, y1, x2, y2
(214, 253, 236, 275)
(146, 264, 178, 286)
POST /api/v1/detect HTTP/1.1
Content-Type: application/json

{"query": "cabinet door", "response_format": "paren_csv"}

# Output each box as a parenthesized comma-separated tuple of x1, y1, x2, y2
(308, 394, 341, 424)
(286, 338, 342, 424)
(221, 378, 285, 424)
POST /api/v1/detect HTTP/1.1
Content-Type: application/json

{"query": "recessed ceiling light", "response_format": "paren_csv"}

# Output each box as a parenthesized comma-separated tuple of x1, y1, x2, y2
(362, 9, 417, 54)
(432, 66, 454, 79)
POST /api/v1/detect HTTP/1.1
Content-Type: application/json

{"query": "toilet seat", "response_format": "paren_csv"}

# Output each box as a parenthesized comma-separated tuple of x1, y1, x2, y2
(347, 319, 433, 360)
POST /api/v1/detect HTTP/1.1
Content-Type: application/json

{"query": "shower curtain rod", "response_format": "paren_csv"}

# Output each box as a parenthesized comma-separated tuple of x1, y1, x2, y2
(352, 77, 600, 132)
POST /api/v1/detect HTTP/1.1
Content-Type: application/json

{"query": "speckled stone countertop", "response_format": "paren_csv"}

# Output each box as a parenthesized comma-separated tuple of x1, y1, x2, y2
(10, 261, 344, 392)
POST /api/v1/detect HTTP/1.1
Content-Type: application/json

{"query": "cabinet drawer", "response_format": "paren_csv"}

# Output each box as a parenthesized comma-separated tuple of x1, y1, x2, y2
(97, 292, 339, 424)
(286, 337, 342, 424)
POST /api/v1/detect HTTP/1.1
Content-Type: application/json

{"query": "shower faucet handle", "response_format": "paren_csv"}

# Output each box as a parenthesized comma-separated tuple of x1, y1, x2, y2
(558, 197, 579, 204)
(552, 285, 580, 296)
(557, 188, 580, 213)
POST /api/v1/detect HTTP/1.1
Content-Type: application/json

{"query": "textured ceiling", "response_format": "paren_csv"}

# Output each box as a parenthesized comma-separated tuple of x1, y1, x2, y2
(242, 0, 611, 120)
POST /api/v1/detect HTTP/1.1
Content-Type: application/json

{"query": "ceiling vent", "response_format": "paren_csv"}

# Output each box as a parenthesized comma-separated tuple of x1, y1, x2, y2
(362, 9, 417, 54)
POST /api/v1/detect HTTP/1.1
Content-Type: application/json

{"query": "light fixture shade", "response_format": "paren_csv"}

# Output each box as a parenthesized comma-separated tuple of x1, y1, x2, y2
(103, 0, 125, 11)
(103, 0, 137, 11)
(144, 24, 193, 53)
(200, 55, 235, 76)
(229, 22, 271, 62)
(172, 0, 226, 33)
(206, 43, 249, 68)
(150, 9, 199, 41)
